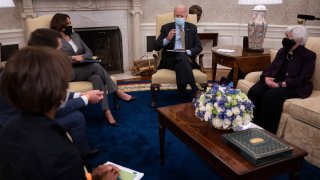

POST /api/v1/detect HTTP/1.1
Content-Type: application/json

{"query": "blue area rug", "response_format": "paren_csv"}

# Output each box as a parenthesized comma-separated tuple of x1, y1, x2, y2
(82, 90, 320, 180)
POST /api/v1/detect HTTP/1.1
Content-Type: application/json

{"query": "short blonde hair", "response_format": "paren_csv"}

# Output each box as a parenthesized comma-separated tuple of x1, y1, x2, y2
(285, 25, 309, 45)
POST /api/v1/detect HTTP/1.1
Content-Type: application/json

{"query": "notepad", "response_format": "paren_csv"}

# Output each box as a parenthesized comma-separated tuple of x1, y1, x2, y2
(105, 161, 144, 180)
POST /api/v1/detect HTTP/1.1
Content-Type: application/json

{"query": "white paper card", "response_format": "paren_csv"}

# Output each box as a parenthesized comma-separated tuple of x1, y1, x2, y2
(216, 49, 236, 53)
(105, 161, 144, 180)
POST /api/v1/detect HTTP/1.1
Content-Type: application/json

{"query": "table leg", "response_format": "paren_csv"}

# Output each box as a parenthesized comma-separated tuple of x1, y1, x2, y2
(289, 170, 300, 180)
(212, 56, 217, 82)
(159, 123, 166, 166)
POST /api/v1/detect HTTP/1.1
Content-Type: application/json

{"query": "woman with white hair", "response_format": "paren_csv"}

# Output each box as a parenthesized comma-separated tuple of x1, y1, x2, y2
(247, 25, 316, 134)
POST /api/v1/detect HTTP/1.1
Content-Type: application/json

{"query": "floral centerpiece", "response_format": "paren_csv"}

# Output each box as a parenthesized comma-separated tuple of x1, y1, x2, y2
(193, 84, 255, 131)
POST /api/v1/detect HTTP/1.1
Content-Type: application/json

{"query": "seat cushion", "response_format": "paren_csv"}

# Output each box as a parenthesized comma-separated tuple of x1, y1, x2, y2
(283, 90, 320, 128)
(151, 69, 207, 84)
(69, 81, 93, 92)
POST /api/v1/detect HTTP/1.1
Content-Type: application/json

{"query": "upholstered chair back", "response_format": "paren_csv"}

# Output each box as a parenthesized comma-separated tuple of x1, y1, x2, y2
(305, 37, 320, 90)
(25, 14, 54, 38)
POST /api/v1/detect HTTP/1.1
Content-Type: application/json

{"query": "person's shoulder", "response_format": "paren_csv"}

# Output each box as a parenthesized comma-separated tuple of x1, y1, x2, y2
(302, 47, 317, 60)
(163, 22, 175, 27)
(71, 33, 81, 39)
(185, 22, 197, 29)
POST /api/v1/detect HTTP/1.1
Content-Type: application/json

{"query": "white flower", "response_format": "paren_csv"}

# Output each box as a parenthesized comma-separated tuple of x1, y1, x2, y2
(204, 111, 212, 121)
(205, 103, 213, 111)
(213, 102, 218, 108)
(240, 105, 245, 111)
(232, 107, 240, 115)
(226, 110, 233, 117)
(223, 119, 231, 129)
(233, 118, 242, 126)
(243, 114, 252, 125)
(199, 104, 206, 112)
(227, 96, 232, 102)
(212, 118, 223, 128)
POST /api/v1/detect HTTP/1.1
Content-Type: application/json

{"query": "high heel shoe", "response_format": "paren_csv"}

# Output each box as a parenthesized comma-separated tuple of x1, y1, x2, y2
(126, 96, 136, 103)
(108, 120, 119, 127)
(116, 95, 136, 103)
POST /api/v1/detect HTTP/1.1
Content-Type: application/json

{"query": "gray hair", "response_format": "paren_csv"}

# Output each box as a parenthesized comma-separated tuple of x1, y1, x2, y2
(174, 4, 188, 14)
(285, 25, 309, 45)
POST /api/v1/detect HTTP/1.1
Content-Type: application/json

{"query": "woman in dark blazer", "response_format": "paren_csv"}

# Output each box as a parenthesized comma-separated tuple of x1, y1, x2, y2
(248, 25, 316, 134)
(0, 47, 120, 179)
(50, 13, 135, 126)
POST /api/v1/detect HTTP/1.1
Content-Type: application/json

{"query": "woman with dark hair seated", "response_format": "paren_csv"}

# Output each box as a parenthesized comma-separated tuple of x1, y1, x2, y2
(50, 13, 135, 126)
(0, 47, 119, 179)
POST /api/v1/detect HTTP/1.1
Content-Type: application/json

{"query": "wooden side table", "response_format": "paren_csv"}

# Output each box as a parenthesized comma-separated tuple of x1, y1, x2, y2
(212, 46, 271, 87)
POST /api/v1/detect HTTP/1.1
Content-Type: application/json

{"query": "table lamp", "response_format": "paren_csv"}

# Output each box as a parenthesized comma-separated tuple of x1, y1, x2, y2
(238, 0, 283, 52)
(0, 0, 15, 61)
(0, 0, 15, 8)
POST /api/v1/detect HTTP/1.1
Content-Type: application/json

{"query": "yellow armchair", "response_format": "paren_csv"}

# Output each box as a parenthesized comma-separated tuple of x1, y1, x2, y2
(151, 12, 208, 107)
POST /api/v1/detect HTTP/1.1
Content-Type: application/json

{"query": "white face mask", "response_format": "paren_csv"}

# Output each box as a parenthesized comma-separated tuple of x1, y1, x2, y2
(58, 91, 70, 109)
(175, 17, 185, 27)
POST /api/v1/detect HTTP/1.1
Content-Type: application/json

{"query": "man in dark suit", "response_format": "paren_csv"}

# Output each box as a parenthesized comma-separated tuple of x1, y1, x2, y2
(153, 4, 203, 96)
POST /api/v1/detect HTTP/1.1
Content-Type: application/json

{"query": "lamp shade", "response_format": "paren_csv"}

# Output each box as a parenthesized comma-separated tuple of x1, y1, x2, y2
(0, 0, 15, 8)
(238, 0, 282, 5)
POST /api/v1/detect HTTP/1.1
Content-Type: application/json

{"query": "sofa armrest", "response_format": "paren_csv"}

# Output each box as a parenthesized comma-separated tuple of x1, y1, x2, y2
(244, 71, 262, 84)
(237, 71, 262, 94)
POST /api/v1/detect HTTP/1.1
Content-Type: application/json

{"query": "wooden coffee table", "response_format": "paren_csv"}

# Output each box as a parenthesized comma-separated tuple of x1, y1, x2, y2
(157, 103, 308, 179)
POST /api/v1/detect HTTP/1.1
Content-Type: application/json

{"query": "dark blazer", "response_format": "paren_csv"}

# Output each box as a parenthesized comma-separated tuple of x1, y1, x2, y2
(0, 113, 85, 179)
(62, 33, 93, 59)
(153, 22, 202, 69)
(55, 92, 86, 117)
(261, 45, 316, 98)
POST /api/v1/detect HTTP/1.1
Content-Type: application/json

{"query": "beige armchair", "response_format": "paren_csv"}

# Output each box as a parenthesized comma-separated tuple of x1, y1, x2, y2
(25, 14, 117, 93)
(151, 12, 208, 107)
(237, 37, 320, 168)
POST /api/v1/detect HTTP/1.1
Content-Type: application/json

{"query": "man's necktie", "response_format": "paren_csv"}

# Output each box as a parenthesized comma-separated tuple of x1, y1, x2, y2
(179, 27, 185, 49)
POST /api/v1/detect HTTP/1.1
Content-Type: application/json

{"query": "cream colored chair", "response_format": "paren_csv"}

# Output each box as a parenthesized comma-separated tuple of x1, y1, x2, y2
(237, 37, 320, 168)
(25, 14, 117, 93)
(151, 12, 208, 107)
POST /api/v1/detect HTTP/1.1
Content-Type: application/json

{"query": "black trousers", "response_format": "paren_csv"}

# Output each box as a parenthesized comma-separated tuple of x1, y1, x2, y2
(247, 81, 299, 134)
(164, 52, 198, 93)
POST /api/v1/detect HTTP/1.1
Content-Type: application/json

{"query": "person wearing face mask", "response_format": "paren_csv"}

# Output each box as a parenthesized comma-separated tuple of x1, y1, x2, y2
(0, 47, 120, 180)
(247, 25, 316, 134)
(50, 13, 136, 126)
(153, 4, 203, 97)
(0, 29, 104, 163)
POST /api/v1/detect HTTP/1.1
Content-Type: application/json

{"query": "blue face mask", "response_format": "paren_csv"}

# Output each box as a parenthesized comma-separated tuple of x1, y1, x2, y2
(175, 18, 185, 27)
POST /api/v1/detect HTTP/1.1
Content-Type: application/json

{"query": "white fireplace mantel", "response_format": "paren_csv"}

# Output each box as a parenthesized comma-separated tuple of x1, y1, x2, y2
(21, 0, 143, 71)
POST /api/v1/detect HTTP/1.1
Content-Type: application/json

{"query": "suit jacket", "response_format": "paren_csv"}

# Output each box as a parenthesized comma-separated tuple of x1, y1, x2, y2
(0, 113, 85, 179)
(261, 45, 316, 98)
(153, 22, 202, 69)
(55, 92, 86, 118)
(62, 33, 93, 59)
(0, 92, 85, 126)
